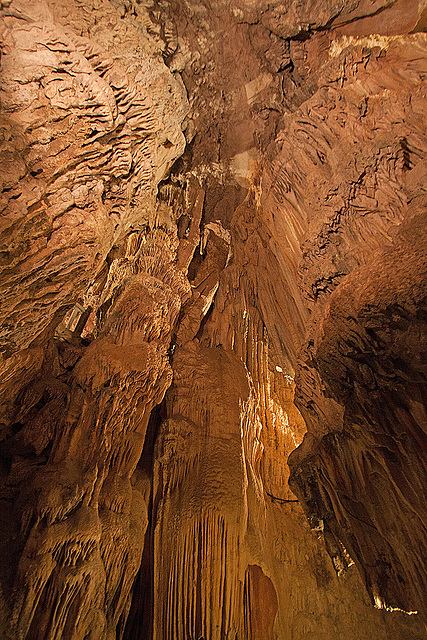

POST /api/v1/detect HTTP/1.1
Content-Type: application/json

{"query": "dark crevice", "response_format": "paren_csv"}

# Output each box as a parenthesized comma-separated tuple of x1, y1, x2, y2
(123, 400, 167, 640)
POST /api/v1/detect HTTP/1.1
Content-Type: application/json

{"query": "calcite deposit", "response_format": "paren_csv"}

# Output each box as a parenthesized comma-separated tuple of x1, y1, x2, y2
(0, 1, 426, 639)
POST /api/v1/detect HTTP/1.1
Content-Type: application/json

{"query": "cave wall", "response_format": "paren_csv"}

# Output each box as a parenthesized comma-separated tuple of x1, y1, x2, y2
(0, 1, 426, 639)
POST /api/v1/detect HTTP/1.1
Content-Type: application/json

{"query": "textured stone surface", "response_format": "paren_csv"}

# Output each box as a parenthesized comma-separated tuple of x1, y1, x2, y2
(0, 0, 426, 639)
(0, 0, 188, 357)
(0, 2, 191, 638)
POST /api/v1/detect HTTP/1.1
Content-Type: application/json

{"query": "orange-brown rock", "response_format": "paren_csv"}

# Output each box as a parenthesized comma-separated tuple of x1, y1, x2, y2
(0, 1, 426, 639)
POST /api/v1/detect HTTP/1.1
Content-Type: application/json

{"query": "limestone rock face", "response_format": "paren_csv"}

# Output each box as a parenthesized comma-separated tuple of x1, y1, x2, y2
(0, 1, 426, 639)
(0, 2, 190, 638)
(272, 31, 427, 621)
(0, 0, 188, 357)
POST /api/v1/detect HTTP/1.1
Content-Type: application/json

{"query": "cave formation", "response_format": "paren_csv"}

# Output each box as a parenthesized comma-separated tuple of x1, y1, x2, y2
(0, 1, 426, 639)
